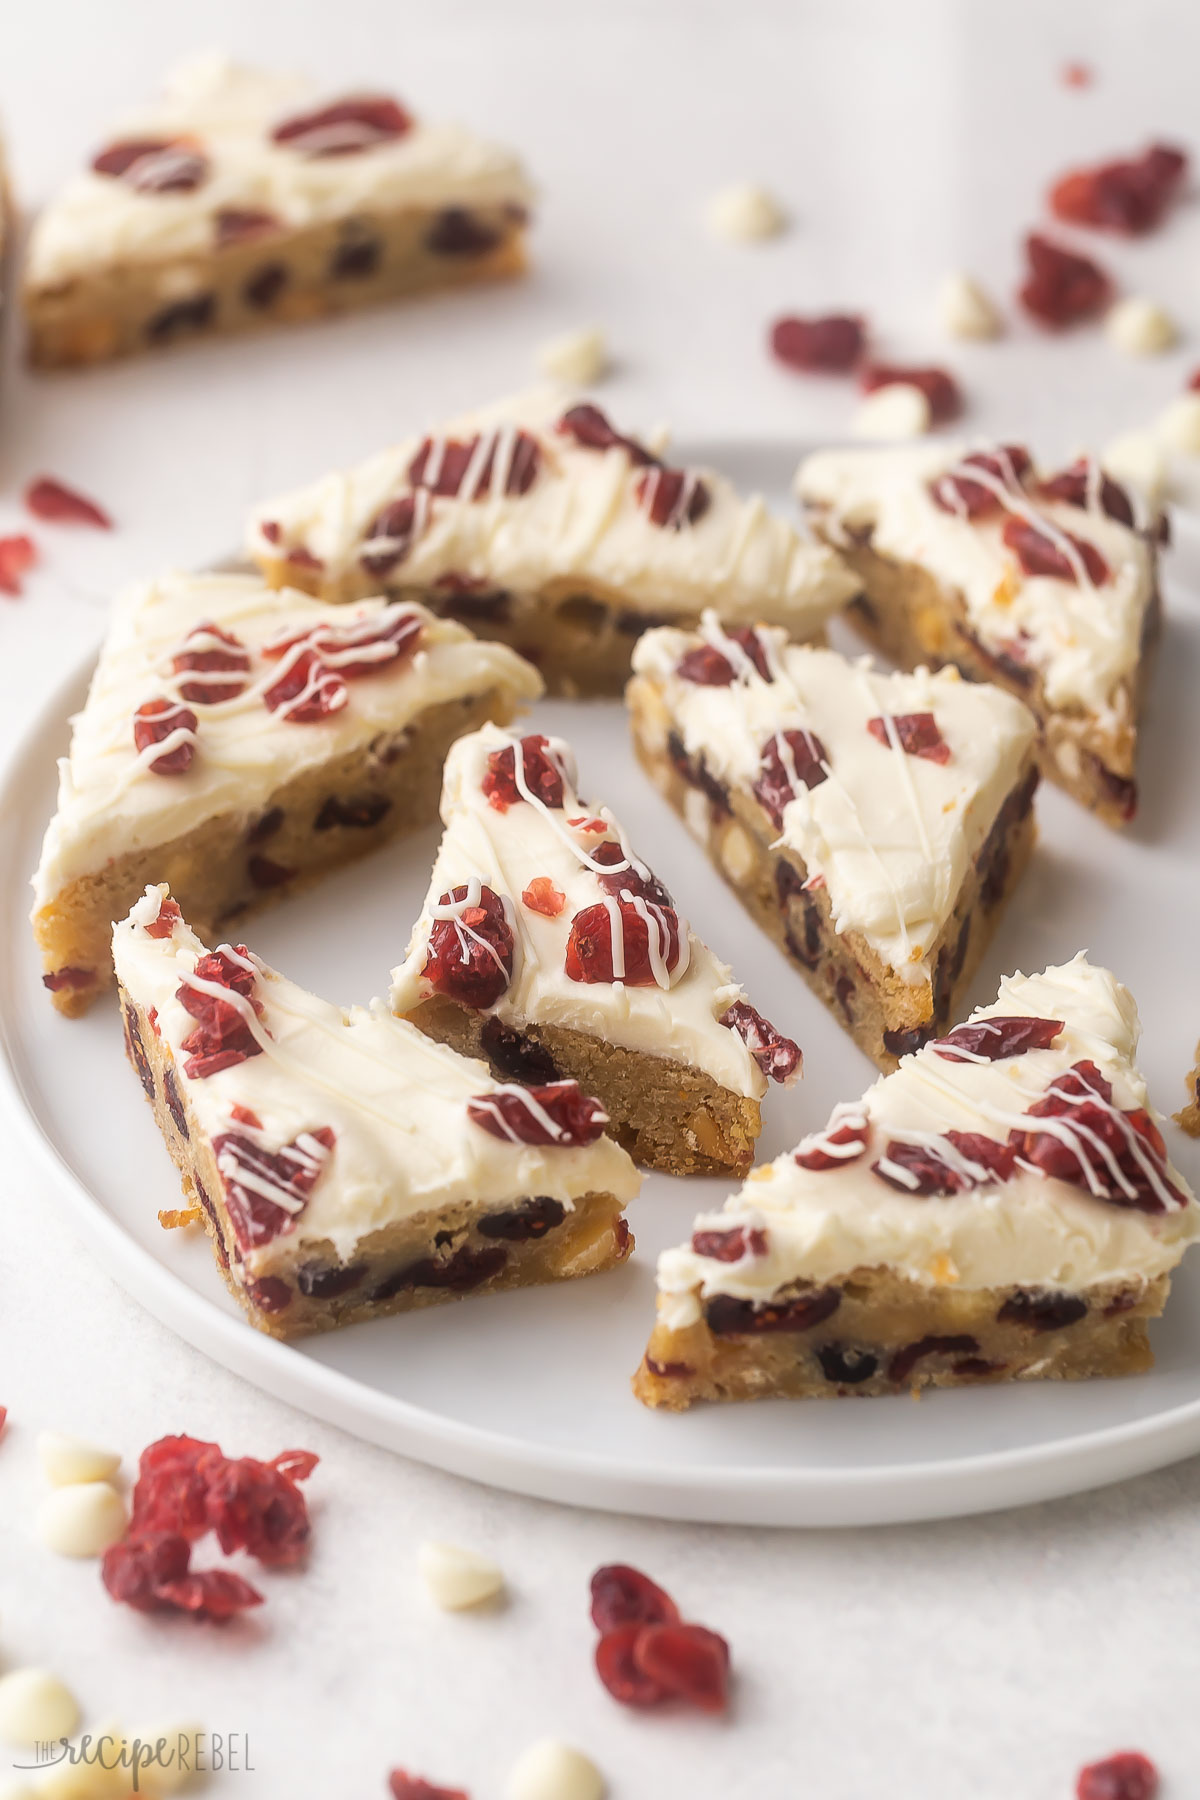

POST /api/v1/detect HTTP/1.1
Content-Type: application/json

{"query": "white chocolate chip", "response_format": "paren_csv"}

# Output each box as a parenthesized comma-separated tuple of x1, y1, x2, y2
(537, 327, 608, 386)
(1157, 393, 1200, 453)
(682, 786, 712, 842)
(718, 822, 757, 886)
(38, 1481, 127, 1557)
(1106, 295, 1178, 356)
(418, 1540, 505, 1611)
(1103, 431, 1168, 509)
(705, 182, 786, 243)
(936, 272, 1002, 340)
(505, 1740, 605, 1800)
(852, 383, 932, 440)
(0, 1671, 80, 1748)
(38, 1431, 121, 1487)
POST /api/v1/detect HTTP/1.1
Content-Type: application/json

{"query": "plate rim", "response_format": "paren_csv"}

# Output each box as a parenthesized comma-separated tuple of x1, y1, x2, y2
(8, 590, 1200, 1529)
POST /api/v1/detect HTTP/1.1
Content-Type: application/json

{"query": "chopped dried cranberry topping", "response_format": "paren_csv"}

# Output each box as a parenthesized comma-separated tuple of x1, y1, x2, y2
(467, 1081, 607, 1148)
(867, 712, 950, 764)
(264, 606, 422, 681)
(634, 466, 711, 529)
(719, 1000, 802, 1084)
(691, 1225, 768, 1262)
(934, 1015, 1064, 1061)
(423, 885, 514, 1008)
(92, 138, 208, 192)
(1039, 458, 1135, 528)
(590, 1564, 679, 1633)
(361, 493, 423, 575)
(888, 1335, 980, 1385)
(42, 965, 96, 993)
(565, 898, 685, 986)
(214, 1126, 336, 1252)
(0, 534, 36, 596)
(133, 698, 198, 775)
(408, 431, 541, 500)
(388, 1772, 469, 1800)
(1002, 516, 1110, 584)
(753, 729, 829, 828)
(25, 476, 112, 529)
(633, 1623, 730, 1714)
(997, 1289, 1088, 1332)
(176, 945, 262, 1080)
(1011, 1061, 1187, 1214)
(770, 314, 865, 373)
(676, 625, 772, 686)
(1076, 1751, 1159, 1800)
(481, 733, 569, 811)
(705, 1287, 841, 1335)
(929, 446, 1033, 519)
(874, 1132, 1015, 1195)
(1050, 143, 1187, 235)
(215, 206, 281, 247)
(171, 622, 250, 703)
(262, 647, 348, 722)
(557, 403, 658, 466)
(860, 363, 961, 424)
(794, 1105, 870, 1172)
(1019, 233, 1113, 328)
(521, 877, 566, 917)
(145, 896, 182, 939)
(271, 95, 412, 156)
(591, 841, 673, 908)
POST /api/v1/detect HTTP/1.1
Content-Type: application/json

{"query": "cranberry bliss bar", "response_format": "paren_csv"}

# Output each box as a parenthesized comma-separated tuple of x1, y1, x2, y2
(32, 572, 540, 1015)
(389, 725, 802, 1176)
(114, 887, 639, 1338)
(628, 615, 1039, 1071)
(795, 443, 1164, 827)
(635, 956, 1199, 1408)
(24, 55, 533, 367)
(246, 393, 857, 695)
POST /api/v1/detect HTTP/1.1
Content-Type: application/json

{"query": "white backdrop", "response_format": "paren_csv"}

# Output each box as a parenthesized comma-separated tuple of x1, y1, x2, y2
(1, 2, 1197, 1794)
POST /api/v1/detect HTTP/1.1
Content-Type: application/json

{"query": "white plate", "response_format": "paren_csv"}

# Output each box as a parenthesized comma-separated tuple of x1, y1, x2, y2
(4, 444, 1200, 1529)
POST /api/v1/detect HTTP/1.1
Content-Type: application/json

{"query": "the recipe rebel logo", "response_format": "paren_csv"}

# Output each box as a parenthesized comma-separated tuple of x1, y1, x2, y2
(14, 1728, 255, 1789)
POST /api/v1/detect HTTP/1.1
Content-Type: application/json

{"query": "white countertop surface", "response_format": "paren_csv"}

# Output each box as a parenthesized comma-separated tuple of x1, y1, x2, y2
(3, 1, 1200, 1794)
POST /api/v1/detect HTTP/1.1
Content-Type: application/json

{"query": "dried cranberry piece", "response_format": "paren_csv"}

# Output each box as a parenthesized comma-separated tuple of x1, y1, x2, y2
(0, 534, 36, 596)
(817, 1343, 879, 1385)
(263, 646, 348, 722)
(929, 446, 1033, 519)
(92, 138, 208, 191)
(565, 899, 685, 986)
(134, 698, 198, 775)
(25, 476, 112, 529)
(867, 712, 951, 764)
(467, 1081, 607, 1147)
(423, 884, 515, 1008)
(408, 431, 541, 500)
(1076, 1751, 1159, 1800)
(388, 1772, 469, 1800)
(719, 1000, 802, 1084)
(1002, 516, 1110, 584)
(479, 1017, 561, 1085)
(557, 402, 658, 466)
(889, 1334, 980, 1385)
(482, 733, 570, 811)
(1011, 1061, 1186, 1214)
(874, 1132, 1015, 1195)
(676, 625, 772, 685)
(997, 1289, 1088, 1332)
(164, 1068, 188, 1138)
(370, 1245, 507, 1301)
(102, 1532, 234, 1616)
(215, 206, 280, 247)
(1050, 143, 1187, 235)
(933, 1015, 1064, 1062)
(794, 1105, 870, 1172)
(314, 793, 391, 831)
(265, 607, 422, 682)
(247, 855, 294, 889)
(690, 1225, 768, 1262)
(123, 1009, 155, 1099)
(521, 876, 566, 917)
(199, 1448, 318, 1566)
(705, 1287, 841, 1335)
(476, 1197, 566, 1241)
(42, 965, 96, 993)
(214, 1127, 335, 1253)
(358, 494, 422, 575)
(591, 841, 673, 909)
(634, 466, 710, 529)
(271, 95, 412, 156)
(295, 1261, 365, 1298)
(634, 1623, 730, 1714)
(171, 621, 250, 703)
(770, 314, 865, 373)
(1019, 233, 1113, 328)
(146, 293, 214, 342)
(596, 1623, 671, 1707)
(1039, 458, 1135, 528)
(590, 1564, 679, 1633)
(753, 729, 829, 828)
(425, 208, 502, 256)
(860, 363, 961, 424)
(176, 946, 262, 1080)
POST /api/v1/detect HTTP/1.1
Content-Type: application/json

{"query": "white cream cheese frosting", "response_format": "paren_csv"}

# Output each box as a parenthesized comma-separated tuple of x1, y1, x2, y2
(795, 442, 1157, 720)
(657, 956, 1200, 1328)
(389, 722, 775, 1097)
(631, 614, 1037, 985)
(32, 571, 541, 908)
(27, 53, 534, 289)
(247, 389, 858, 628)
(113, 888, 639, 1274)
